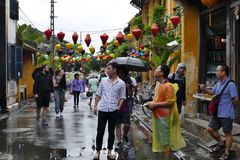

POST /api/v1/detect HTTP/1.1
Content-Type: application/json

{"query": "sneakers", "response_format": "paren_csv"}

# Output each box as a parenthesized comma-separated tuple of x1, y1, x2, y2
(56, 112, 60, 118)
(42, 119, 48, 126)
(73, 105, 76, 109)
(60, 112, 63, 118)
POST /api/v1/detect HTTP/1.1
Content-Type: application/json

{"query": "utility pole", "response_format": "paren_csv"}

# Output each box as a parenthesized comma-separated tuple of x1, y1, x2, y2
(50, 0, 57, 56)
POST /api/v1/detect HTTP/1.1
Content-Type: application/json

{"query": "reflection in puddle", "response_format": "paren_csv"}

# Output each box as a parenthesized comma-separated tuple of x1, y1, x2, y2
(11, 141, 66, 160)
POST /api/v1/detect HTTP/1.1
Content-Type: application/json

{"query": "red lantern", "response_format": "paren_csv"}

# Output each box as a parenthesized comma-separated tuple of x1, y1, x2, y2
(116, 31, 124, 44)
(72, 32, 78, 44)
(170, 16, 180, 28)
(151, 23, 159, 37)
(85, 34, 91, 47)
(201, 0, 218, 8)
(132, 29, 142, 40)
(100, 33, 109, 44)
(44, 29, 52, 40)
(57, 32, 65, 42)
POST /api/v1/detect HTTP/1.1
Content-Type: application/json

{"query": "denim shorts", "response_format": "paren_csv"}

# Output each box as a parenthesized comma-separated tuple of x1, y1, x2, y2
(208, 116, 233, 133)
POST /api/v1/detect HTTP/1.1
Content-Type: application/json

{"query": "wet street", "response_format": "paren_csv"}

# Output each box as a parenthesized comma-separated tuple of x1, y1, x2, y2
(0, 94, 239, 160)
(0, 94, 119, 160)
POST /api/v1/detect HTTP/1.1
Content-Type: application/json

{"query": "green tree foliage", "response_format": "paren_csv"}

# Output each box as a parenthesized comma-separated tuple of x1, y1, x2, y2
(17, 24, 44, 46)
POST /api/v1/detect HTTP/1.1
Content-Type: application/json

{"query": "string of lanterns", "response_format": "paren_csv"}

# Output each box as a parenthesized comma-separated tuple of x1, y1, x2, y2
(43, 16, 180, 65)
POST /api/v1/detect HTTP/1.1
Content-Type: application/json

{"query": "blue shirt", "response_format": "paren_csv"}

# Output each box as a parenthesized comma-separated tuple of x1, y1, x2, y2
(96, 77, 126, 112)
(212, 78, 238, 119)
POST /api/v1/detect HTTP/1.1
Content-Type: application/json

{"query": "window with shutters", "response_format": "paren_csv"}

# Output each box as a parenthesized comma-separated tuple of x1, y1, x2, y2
(10, 0, 19, 20)
(7, 44, 23, 79)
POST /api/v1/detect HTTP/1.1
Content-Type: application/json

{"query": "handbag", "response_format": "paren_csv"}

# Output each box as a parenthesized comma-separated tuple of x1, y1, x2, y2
(208, 80, 234, 116)
(86, 91, 93, 97)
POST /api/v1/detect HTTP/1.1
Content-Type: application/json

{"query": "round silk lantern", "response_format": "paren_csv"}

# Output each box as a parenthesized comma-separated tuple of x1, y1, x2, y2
(66, 43, 72, 50)
(126, 33, 134, 41)
(100, 33, 109, 44)
(201, 0, 218, 26)
(57, 32, 65, 42)
(132, 29, 142, 40)
(113, 40, 119, 47)
(89, 46, 95, 54)
(170, 16, 180, 28)
(76, 45, 83, 53)
(55, 44, 61, 51)
(116, 31, 124, 44)
(151, 23, 159, 37)
(44, 29, 52, 40)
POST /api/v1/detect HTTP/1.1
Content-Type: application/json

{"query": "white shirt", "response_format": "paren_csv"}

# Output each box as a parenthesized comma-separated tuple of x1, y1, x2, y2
(96, 77, 126, 112)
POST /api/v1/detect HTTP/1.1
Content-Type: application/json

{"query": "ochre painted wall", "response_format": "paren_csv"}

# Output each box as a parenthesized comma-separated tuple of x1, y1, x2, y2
(181, 5, 199, 116)
(18, 52, 36, 99)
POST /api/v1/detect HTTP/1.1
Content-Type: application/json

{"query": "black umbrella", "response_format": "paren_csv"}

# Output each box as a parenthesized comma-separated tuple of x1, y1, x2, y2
(109, 57, 150, 72)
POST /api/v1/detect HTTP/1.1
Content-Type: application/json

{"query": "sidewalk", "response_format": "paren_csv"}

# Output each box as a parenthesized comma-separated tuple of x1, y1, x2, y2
(0, 98, 36, 121)
(130, 105, 240, 160)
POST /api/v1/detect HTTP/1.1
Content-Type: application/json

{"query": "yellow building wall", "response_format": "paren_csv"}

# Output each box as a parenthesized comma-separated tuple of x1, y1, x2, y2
(18, 52, 36, 100)
(181, 4, 199, 116)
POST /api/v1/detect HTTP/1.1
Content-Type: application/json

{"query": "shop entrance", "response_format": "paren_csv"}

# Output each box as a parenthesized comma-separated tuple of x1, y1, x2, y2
(231, 5, 240, 123)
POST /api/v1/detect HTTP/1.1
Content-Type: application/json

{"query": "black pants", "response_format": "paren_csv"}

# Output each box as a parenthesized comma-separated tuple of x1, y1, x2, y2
(177, 97, 183, 114)
(73, 91, 80, 106)
(96, 110, 118, 151)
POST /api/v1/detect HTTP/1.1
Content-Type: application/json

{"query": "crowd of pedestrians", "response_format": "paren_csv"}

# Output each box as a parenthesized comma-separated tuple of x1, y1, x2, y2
(32, 62, 239, 160)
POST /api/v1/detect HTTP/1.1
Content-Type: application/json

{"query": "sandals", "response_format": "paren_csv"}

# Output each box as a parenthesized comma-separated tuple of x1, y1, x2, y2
(211, 141, 225, 153)
(219, 153, 230, 160)
(107, 154, 116, 160)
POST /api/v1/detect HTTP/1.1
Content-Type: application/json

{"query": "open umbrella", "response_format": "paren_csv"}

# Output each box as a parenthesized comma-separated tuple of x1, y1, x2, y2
(109, 57, 150, 72)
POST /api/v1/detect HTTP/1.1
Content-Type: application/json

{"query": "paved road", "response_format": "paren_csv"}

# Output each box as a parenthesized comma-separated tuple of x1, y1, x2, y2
(0, 93, 125, 160)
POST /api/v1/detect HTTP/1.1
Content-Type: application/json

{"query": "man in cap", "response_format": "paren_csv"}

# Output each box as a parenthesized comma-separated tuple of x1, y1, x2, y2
(168, 63, 186, 114)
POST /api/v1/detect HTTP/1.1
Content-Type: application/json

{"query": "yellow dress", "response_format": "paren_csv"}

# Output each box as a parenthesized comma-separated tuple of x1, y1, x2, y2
(152, 82, 186, 152)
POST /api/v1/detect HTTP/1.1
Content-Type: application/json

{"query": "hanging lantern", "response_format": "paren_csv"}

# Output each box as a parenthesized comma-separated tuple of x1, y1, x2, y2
(132, 29, 142, 40)
(89, 45, 95, 54)
(110, 53, 115, 58)
(76, 45, 83, 53)
(85, 34, 91, 47)
(100, 33, 109, 44)
(116, 31, 124, 44)
(55, 44, 61, 51)
(201, 0, 218, 8)
(65, 43, 72, 50)
(113, 40, 119, 47)
(151, 23, 159, 37)
(44, 29, 52, 40)
(170, 16, 180, 28)
(53, 56, 60, 63)
(57, 32, 65, 42)
(72, 32, 78, 44)
(126, 33, 134, 41)
(201, 0, 219, 26)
